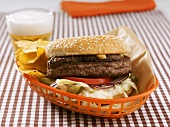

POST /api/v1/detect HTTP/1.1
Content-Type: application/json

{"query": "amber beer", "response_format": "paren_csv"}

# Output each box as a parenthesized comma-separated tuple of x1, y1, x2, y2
(6, 8, 54, 51)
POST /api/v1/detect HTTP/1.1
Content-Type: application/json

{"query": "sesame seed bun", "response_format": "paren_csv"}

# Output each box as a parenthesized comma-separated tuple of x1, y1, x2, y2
(45, 35, 130, 58)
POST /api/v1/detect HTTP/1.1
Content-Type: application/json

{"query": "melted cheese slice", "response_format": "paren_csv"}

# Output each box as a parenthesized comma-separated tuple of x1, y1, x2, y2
(96, 55, 106, 59)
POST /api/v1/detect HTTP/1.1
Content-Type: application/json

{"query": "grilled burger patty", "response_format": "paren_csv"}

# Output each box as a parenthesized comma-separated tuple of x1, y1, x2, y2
(48, 54, 123, 66)
(47, 54, 131, 78)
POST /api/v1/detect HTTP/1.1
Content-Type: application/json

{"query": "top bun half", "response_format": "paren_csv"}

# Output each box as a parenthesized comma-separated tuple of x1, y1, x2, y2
(45, 35, 130, 58)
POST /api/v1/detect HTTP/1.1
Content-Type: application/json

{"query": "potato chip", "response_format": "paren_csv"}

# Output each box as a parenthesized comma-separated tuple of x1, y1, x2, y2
(18, 66, 46, 77)
(15, 39, 48, 53)
(16, 47, 45, 64)
(16, 48, 48, 73)
(15, 40, 49, 77)
(15, 48, 23, 56)
(15, 40, 32, 50)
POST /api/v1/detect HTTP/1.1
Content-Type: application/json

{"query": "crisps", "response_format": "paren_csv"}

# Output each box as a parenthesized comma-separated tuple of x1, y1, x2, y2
(15, 39, 48, 53)
(15, 40, 49, 77)
(18, 66, 46, 77)
(16, 49, 48, 73)
(16, 47, 45, 64)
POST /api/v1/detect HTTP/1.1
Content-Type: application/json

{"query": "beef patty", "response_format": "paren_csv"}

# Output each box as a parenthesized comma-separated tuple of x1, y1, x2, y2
(47, 54, 131, 78)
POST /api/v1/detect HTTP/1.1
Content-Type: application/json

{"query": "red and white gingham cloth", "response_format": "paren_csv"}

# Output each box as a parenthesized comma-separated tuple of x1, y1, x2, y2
(0, 10, 170, 126)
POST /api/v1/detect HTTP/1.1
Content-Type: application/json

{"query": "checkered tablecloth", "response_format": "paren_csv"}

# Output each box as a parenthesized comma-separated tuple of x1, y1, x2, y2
(0, 10, 170, 126)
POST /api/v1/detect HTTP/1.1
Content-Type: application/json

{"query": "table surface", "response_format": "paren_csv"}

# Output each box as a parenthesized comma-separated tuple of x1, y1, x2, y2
(1, 6, 170, 127)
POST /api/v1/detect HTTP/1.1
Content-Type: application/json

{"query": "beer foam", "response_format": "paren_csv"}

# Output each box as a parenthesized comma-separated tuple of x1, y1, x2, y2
(6, 9, 54, 36)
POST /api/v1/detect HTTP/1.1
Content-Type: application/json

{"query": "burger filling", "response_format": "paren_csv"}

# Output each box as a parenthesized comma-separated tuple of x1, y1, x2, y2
(44, 54, 138, 99)
(50, 76, 138, 99)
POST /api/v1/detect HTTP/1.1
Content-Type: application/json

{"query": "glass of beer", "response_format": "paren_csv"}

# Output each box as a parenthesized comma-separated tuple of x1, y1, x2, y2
(6, 8, 54, 52)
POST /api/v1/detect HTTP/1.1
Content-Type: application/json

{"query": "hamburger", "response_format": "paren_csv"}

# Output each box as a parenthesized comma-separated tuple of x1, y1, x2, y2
(45, 35, 138, 99)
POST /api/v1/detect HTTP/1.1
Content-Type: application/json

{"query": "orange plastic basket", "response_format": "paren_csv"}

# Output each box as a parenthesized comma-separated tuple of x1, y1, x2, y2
(23, 74, 158, 119)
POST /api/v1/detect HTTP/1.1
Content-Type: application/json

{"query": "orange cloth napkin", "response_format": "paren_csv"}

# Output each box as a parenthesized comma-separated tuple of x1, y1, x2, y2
(61, 0, 156, 17)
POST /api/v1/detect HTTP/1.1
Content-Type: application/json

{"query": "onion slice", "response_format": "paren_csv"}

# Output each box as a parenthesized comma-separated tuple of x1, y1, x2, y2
(50, 82, 57, 87)
(92, 84, 113, 89)
(108, 75, 129, 85)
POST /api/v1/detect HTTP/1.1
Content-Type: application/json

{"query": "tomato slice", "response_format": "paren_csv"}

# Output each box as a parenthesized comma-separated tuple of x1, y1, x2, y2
(63, 77, 112, 85)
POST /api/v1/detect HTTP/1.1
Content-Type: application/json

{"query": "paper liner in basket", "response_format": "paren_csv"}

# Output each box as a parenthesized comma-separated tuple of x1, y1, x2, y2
(106, 26, 156, 94)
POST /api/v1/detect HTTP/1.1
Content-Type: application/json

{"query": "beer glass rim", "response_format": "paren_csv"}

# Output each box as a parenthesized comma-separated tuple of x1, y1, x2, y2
(6, 8, 54, 18)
